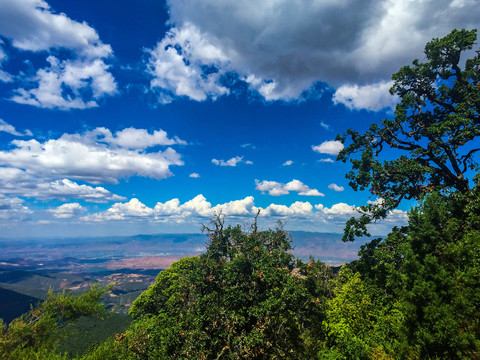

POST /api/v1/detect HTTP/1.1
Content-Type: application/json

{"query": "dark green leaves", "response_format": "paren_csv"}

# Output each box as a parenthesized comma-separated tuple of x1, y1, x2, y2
(338, 28, 480, 241)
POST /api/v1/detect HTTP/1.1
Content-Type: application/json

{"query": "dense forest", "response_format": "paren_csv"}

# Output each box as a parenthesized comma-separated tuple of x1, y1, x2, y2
(1, 29, 479, 359)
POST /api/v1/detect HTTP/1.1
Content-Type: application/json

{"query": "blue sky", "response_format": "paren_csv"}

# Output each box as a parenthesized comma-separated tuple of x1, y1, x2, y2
(0, 0, 478, 238)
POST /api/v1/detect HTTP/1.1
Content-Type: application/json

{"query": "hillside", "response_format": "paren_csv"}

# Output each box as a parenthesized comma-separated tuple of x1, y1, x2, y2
(0, 287, 40, 325)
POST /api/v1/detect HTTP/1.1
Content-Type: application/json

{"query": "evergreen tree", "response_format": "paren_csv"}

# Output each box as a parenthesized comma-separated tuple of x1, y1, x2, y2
(337, 29, 480, 241)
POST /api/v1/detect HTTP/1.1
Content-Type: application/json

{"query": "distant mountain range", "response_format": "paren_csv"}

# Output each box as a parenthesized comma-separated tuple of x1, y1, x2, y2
(0, 231, 376, 325)
(0, 231, 374, 271)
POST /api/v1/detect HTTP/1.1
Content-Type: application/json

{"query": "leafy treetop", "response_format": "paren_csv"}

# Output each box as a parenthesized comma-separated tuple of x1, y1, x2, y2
(336, 28, 480, 241)
(0, 284, 112, 360)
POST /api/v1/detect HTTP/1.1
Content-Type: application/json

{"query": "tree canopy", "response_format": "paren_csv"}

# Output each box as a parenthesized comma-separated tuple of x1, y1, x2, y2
(0, 284, 112, 360)
(336, 28, 480, 241)
(118, 219, 334, 359)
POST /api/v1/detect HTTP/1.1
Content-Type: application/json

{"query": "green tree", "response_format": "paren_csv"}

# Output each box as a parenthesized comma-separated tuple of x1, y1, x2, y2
(0, 284, 112, 360)
(320, 267, 404, 360)
(351, 186, 480, 359)
(114, 219, 333, 359)
(336, 28, 480, 241)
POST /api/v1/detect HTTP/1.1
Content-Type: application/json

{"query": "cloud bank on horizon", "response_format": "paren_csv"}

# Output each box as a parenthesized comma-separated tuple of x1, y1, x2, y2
(78, 194, 408, 236)
(0, 0, 477, 237)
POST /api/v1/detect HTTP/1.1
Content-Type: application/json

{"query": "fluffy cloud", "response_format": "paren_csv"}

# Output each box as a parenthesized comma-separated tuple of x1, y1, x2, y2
(317, 158, 335, 163)
(84, 198, 155, 221)
(40, 179, 125, 202)
(11, 57, 117, 110)
(0, 168, 125, 202)
(0, 0, 116, 109)
(315, 203, 357, 217)
(0, 194, 32, 220)
(384, 209, 409, 223)
(189, 172, 200, 178)
(315, 201, 408, 230)
(255, 180, 288, 196)
(145, 0, 478, 106)
(0, 128, 183, 184)
(78, 194, 408, 234)
(283, 160, 293, 166)
(211, 197, 255, 216)
(312, 140, 344, 156)
(333, 81, 398, 111)
(83, 195, 255, 223)
(49, 203, 86, 219)
(85, 195, 257, 222)
(146, 23, 230, 103)
(262, 201, 313, 217)
(255, 179, 324, 197)
(89, 127, 186, 149)
(0, 119, 32, 136)
(180, 195, 213, 217)
(328, 183, 345, 192)
(0, 0, 111, 56)
(212, 156, 250, 167)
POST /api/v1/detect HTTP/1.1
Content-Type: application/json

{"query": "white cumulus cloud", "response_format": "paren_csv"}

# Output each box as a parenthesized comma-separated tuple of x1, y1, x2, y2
(312, 140, 344, 156)
(328, 183, 345, 192)
(78, 194, 408, 235)
(49, 203, 86, 219)
(0, 127, 184, 185)
(262, 201, 314, 217)
(90, 127, 186, 149)
(212, 156, 248, 167)
(11, 57, 117, 110)
(0, 0, 117, 109)
(211, 196, 255, 216)
(83, 198, 154, 221)
(143, 0, 479, 105)
(0, 194, 32, 220)
(255, 179, 324, 197)
(333, 81, 398, 111)
(315, 203, 357, 217)
(0, 119, 32, 137)
(0, 168, 126, 202)
(84, 195, 259, 222)
(146, 23, 230, 103)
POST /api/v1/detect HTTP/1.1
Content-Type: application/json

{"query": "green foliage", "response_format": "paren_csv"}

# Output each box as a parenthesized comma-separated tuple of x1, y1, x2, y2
(337, 28, 480, 241)
(350, 187, 480, 359)
(0, 284, 112, 360)
(320, 267, 404, 360)
(3, 192, 480, 360)
(57, 314, 131, 357)
(321, 268, 377, 359)
(115, 220, 334, 359)
(400, 191, 480, 358)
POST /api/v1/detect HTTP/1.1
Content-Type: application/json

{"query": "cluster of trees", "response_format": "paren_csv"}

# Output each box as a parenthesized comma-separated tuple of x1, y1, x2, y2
(1, 28, 479, 359)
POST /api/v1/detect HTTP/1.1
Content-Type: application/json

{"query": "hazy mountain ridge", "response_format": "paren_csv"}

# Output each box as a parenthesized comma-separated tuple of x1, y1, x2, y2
(0, 231, 368, 270)
(0, 231, 364, 320)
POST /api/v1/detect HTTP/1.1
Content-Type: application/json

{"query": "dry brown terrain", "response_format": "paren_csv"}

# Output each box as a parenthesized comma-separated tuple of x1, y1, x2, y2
(106, 255, 196, 270)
